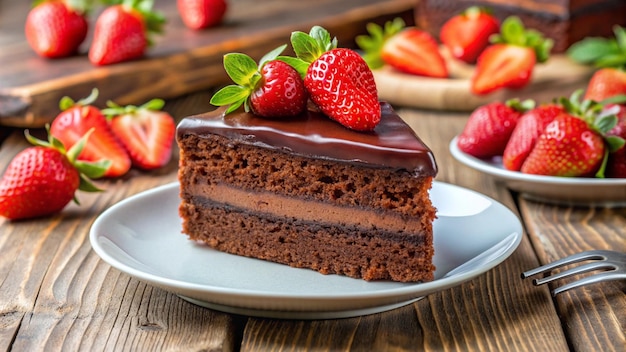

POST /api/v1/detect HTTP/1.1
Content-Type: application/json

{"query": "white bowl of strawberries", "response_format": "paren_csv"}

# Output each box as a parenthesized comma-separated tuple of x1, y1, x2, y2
(450, 92, 626, 206)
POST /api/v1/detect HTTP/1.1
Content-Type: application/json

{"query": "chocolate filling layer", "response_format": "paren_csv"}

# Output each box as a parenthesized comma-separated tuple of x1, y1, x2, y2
(184, 181, 427, 234)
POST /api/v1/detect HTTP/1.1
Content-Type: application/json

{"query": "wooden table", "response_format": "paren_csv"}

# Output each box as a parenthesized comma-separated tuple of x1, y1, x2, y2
(0, 0, 624, 350)
(0, 88, 624, 351)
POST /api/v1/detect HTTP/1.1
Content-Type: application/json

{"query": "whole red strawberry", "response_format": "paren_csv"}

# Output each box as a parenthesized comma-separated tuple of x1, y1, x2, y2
(287, 26, 381, 131)
(25, 0, 91, 58)
(520, 114, 606, 177)
(457, 99, 533, 158)
(440, 6, 500, 64)
(503, 103, 565, 171)
(50, 89, 131, 177)
(471, 16, 552, 95)
(177, 0, 227, 30)
(88, 0, 165, 66)
(103, 98, 176, 170)
(520, 92, 624, 177)
(210, 45, 308, 118)
(356, 18, 447, 78)
(0, 129, 108, 220)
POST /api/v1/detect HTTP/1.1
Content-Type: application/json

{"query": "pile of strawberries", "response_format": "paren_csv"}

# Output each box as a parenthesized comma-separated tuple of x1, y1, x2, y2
(0, 89, 175, 220)
(458, 24, 626, 179)
(211, 26, 381, 131)
(356, 7, 552, 95)
(25, 0, 227, 65)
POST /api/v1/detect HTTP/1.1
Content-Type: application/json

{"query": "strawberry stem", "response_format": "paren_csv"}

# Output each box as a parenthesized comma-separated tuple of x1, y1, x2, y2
(59, 88, 99, 111)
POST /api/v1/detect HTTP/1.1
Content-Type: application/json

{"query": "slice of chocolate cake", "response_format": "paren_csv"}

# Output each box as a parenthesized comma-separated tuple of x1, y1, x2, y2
(176, 102, 438, 282)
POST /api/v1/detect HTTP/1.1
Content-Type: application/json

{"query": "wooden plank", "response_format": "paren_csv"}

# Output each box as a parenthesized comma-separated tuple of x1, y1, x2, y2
(519, 200, 626, 352)
(0, 0, 415, 128)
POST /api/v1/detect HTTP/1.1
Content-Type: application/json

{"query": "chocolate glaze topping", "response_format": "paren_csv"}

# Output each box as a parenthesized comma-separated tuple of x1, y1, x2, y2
(177, 102, 437, 176)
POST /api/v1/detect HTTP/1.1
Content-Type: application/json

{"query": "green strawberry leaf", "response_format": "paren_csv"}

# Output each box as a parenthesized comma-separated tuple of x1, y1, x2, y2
(223, 53, 259, 86)
(505, 98, 535, 112)
(259, 44, 287, 68)
(141, 98, 165, 111)
(210, 85, 250, 113)
(309, 26, 335, 51)
(290, 31, 324, 64)
(277, 56, 309, 78)
(77, 173, 106, 193)
(593, 113, 618, 134)
(75, 160, 111, 181)
(59, 88, 98, 111)
(595, 150, 609, 178)
(606, 135, 626, 152)
(290, 26, 337, 64)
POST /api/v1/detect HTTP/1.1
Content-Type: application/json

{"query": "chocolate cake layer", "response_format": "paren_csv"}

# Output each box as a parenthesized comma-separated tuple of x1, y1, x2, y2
(179, 200, 435, 282)
(176, 102, 437, 176)
(178, 133, 435, 216)
(176, 103, 437, 282)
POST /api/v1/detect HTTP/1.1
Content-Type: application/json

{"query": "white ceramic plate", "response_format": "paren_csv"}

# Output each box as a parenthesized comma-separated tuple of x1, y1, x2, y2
(90, 181, 522, 319)
(450, 136, 626, 206)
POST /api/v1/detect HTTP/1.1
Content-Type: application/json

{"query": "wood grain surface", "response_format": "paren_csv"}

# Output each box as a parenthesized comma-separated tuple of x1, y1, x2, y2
(0, 1, 624, 350)
(0, 0, 414, 128)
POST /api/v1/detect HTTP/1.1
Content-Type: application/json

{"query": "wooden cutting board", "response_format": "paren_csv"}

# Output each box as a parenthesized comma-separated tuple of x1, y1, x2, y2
(374, 51, 595, 111)
(0, 0, 414, 127)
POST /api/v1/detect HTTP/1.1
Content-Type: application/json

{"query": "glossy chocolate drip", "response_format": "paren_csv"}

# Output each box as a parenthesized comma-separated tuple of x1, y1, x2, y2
(176, 103, 437, 176)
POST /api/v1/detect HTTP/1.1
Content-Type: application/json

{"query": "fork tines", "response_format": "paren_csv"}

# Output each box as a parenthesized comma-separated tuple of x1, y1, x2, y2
(521, 250, 626, 296)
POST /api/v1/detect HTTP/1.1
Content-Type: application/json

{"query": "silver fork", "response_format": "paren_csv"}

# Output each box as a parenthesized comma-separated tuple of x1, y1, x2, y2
(521, 250, 626, 296)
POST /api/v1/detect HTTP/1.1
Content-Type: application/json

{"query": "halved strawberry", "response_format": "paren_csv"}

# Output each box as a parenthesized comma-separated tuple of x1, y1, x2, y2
(50, 89, 131, 178)
(440, 6, 500, 64)
(503, 103, 565, 171)
(457, 99, 534, 158)
(356, 18, 447, 78)
(103, 99, 176, 170)
(210, 45, 308, 118)
(471, 16, 552, 95)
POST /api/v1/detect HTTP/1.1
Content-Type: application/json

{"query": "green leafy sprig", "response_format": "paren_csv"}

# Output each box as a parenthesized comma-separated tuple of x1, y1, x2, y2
(567, 25, 626, 68)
